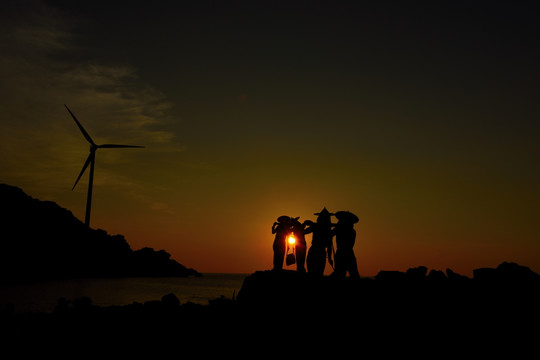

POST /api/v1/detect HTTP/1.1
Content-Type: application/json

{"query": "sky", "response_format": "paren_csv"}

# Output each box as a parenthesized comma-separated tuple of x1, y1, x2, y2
(1, 0, 539, 275)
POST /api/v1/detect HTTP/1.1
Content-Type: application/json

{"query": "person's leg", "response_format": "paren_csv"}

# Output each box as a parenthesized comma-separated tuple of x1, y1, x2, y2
(296, 243, 306, 272)
(273, 242, 285, 270)
(347, 250, 360, 278)
(334, 249, 346, 278)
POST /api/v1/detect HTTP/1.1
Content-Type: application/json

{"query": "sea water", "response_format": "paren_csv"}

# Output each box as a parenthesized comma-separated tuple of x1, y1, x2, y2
(1, 273, 248, 314)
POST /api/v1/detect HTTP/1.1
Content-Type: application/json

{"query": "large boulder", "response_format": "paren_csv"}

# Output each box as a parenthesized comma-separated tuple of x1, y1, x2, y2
(473, 262, 540, 282)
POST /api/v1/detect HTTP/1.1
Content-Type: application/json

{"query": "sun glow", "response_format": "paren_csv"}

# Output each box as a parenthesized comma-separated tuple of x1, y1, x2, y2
(288, 234, 296, 245)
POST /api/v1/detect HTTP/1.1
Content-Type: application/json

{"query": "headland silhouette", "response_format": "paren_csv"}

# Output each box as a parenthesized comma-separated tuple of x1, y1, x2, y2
(0, 184, 200, 284)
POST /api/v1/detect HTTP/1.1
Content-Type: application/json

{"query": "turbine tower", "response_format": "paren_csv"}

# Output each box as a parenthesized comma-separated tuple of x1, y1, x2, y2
(65, 104, 144, 227)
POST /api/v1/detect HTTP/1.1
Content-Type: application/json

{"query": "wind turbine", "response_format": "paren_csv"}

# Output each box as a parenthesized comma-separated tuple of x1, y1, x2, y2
(65, 104, 144, 227)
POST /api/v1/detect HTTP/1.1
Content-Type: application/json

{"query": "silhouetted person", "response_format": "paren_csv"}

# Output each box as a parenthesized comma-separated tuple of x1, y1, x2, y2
(272, 216, 291, 270)
(291, 217, 307, 273)
(305, 208, 334, 276)
(332, 211, 360, 279)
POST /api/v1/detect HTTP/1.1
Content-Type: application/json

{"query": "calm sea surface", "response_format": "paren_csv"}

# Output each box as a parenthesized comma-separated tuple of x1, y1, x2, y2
(1, 274, 248, 314)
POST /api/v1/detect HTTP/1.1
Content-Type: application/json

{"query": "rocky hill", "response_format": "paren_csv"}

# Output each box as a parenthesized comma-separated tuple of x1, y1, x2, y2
(0, 184, 200, 283)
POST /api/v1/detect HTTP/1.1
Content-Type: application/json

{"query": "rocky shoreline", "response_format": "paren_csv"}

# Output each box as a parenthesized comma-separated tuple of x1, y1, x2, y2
(3, 262, 539, 350)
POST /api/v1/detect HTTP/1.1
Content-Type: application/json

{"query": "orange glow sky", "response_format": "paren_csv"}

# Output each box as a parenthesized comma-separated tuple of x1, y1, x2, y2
(1, 1, 539, 276)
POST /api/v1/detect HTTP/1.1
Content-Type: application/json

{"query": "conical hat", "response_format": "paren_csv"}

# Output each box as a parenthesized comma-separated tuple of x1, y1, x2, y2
(335, 211, 359, 224)
(314, 207, 334, 216)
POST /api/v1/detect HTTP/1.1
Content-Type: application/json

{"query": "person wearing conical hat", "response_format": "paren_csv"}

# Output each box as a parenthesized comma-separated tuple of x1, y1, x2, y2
(272, 215, 291, 270)
(290, 217, 307, 273)
(332, 211, 360, 279)
(305, 207, 335, 276)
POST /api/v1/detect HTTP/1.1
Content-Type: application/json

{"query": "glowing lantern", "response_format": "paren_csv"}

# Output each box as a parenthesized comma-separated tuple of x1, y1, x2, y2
(287, 234, 296, 246)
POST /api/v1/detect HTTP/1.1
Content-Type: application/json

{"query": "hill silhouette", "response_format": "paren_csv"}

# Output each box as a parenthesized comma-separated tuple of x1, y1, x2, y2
(0, 184, 200, 283)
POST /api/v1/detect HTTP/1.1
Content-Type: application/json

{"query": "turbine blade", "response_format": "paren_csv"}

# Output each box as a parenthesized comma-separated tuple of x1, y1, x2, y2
(98, 144, 145, 148)
(65, 104, 95, 145)
(72, 153, 93, 190)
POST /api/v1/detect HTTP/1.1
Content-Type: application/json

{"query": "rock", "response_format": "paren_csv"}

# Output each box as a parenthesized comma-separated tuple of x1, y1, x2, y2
(427, 269, 447, 281)
(236, 269, 314, 305)
(406, 266, 428, 280)
(143, 300, 163, 311)
(161, 293, 180, 308)
(73, 296, 93, 309)
(472, 267, 497, 281)
(473, 262, 540, 282)
(375, 270, 406, 281)
(496, 261, 540, 282)
(208, 295, 233, 307)
(446, 268, 469, 281)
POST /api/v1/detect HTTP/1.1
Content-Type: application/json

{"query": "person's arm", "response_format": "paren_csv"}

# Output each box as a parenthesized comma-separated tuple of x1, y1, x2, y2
(303, 221, 314, 234)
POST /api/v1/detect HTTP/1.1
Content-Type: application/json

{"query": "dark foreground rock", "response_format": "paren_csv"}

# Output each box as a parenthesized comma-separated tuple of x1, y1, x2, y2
(2, 262, 540, 355)
(237, 262, 540, 310)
